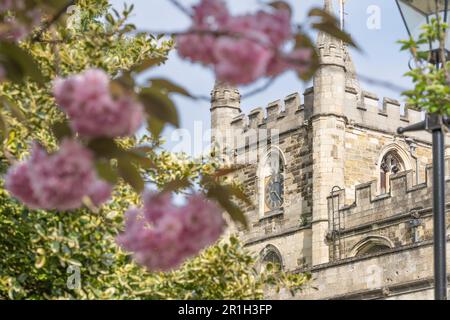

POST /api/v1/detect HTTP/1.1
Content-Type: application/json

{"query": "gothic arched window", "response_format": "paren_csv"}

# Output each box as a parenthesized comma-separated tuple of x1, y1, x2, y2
(380, 151, 405, 194)
(260, 149, 285, 216)
(356, 243, 391, 256)
(260, 245, 283, 272)
(351, 236, 394, 257)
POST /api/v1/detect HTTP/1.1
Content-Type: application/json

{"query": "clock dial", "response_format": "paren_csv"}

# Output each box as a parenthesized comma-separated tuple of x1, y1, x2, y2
(265, 174, 284, 210)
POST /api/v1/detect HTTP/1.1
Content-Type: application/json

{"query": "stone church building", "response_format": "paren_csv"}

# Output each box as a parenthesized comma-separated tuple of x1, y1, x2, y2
(209, 0, 450, 299)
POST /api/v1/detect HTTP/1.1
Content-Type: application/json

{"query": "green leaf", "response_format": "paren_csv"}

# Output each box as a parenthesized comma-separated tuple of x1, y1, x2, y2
(161, 177, 192, 194)
(111, 73, 135, 94)
(217, 196, 248, 229)
(293, 33, 319, 81)
(308, 8, 359, 49)
(228, 185, 253, 207)
(87, 138, 122, 158)
(206, 183, 248, 228)
(66, 259, 82, 267)
(95, 160, 119, 184)
(0, 96, 26, 122)
(268, 1, 292, 16)
(212, 166, 244, 178)
(148, 78, 192, 97)
(35, 255, 46, 269)
(106, 13, 115, 25)
(51, 121, 73, 142)
(125, 148, 155, 169)
(131, 56, 167, 73)
(0, 113, 7, 139)
(139, 88, 180, 127)
(147, 116, 165, 138)
(117, 158, 144, 193)
(0, 41, 45, 85)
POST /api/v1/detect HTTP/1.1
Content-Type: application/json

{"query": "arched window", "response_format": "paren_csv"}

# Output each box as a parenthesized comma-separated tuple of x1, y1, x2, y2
(351, 236, 394, 257)
(356, 243, 391, 256)
(259, 245, 283, 272)
(259, 148, 285, 217)
(379, 151, 405, 194)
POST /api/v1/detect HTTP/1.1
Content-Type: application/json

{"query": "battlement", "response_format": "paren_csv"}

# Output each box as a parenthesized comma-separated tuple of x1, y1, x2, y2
(225, 86, 433, 143)
(229, 92, 306, 135)
(344, 89, 434, 142)
(211, 82, 241, 110)
(328, 158, 450, 230)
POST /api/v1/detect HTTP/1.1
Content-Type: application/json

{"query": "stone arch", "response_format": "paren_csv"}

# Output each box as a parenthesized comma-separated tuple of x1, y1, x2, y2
(258, 244, 284, 271)
(350, 236, 394, 257)
(257, 146, 286, 218)
(376, 143, 412, 194)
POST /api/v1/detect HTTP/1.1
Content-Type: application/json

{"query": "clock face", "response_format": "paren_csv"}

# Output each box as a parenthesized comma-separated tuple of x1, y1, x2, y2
(265, 174, 284, 210)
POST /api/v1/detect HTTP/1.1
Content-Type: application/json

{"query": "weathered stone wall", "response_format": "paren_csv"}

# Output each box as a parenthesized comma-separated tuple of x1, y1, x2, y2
(290, 241, 450, 300)
(224, 93, 315, 269)
(222, 85, 447, 286)
(343, 126, 432, 203)
(344, 90, 431, 143)
(213, 63, 450, 298)
(331, 161, 450, 232)
(245, 228, 312, 271)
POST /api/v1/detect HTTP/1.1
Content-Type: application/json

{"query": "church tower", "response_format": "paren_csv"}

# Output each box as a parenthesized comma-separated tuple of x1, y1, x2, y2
(210, 81, 241, 146)
(311, 0, 347, 265)
(207, 0, 440, 300)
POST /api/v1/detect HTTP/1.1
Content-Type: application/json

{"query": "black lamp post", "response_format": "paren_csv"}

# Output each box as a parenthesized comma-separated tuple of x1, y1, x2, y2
(396, 0, 449, 300)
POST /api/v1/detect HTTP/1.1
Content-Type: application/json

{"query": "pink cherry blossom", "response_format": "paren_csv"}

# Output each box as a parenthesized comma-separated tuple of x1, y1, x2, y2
(4, 162, 41, 209)
(267, 48, 313, 76)
(53, 69, 144, 138)
(0, 2, 41, 42)
(88, 180, 114, 207)
(5, 139, 112, 211)
(213, 37, 272, 85)
(0, 0, 25, 12)
(176, 33, 217, 65)
(176, 0, 301, 85)
(117, 192, 225, 272)
(252, 10, 292, 48)
(192, 0, 229, 28)
(0, 16, 28, 42)
(143, 191, 174, 224)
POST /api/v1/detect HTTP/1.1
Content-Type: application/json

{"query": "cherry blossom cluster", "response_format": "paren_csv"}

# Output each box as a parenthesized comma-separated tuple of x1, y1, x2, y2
(177, 0, 312, 85)
(5, 139, 112, 211)
(116, 192, 225, 271)
(53, 69, 144, 138)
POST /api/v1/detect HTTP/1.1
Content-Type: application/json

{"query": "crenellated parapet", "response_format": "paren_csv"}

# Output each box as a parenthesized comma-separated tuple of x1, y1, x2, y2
(224, 86, 434, 145)
(228, 91, 307, 138)
(343, 89, 436, 143)
(328, 157, 450, 230)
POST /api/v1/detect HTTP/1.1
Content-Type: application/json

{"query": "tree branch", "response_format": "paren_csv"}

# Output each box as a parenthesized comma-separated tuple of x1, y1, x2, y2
(242, 78, 277, 99)
(32, 0, 76, 42)
(167, 0, 193, 18)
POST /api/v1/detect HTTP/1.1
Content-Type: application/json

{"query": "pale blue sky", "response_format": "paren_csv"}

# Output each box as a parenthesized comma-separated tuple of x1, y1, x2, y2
(109, 0, 413, 154)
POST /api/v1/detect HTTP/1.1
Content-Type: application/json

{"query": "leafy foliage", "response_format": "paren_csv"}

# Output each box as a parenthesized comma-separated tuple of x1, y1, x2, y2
(0, 0, 309, 300)
(136, 236, 310, 300)
(399, 17, 450, 114)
